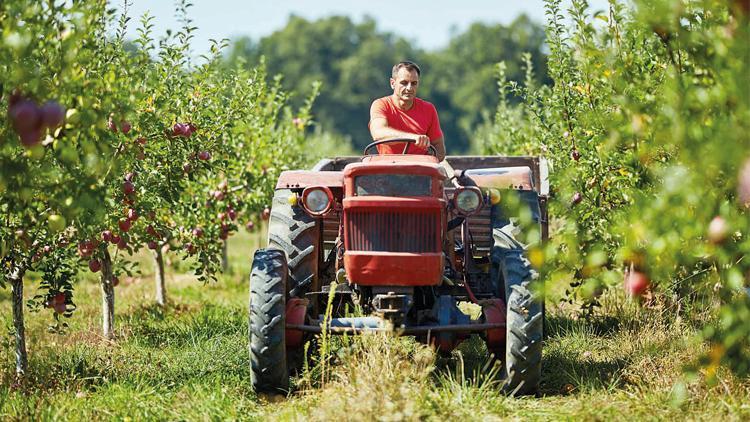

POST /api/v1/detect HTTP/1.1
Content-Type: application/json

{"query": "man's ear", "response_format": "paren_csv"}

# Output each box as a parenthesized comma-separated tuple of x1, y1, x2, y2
(390, 78, 395, 90)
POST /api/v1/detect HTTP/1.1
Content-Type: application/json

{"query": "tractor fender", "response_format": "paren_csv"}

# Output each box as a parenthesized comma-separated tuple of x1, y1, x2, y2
(461, 166, 535, 191)
(275, 170, 344, 190)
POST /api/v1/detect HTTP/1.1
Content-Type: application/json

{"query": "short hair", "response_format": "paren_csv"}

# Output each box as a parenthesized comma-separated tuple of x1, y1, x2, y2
(391, 61, 421, 78)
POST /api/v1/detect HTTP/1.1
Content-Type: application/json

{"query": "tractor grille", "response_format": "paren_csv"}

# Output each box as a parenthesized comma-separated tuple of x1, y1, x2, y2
(346, 209, 440, 253)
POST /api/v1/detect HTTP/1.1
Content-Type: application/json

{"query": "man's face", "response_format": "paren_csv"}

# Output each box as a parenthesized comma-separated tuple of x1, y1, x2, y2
(390, 68, 419, 102)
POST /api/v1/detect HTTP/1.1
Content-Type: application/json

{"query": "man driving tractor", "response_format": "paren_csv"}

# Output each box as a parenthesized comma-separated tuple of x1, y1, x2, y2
(369, 61, 447, 161)
(248, 60, 546, 397)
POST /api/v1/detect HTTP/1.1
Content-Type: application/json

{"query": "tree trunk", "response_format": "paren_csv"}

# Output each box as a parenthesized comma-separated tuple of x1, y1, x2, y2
(10, 266, 27, 377)
(100, 248, 115, 340)
(221, 239, 228, 273)
(153, 246, 167, 306)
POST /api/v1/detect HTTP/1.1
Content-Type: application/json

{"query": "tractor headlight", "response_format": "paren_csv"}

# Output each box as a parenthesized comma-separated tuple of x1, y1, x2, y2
(453, 187, 483, 216)
(302, 186, 333, 216)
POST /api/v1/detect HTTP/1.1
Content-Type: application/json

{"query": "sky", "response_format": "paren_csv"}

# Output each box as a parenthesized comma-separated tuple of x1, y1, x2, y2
(122, 0, 612, 55)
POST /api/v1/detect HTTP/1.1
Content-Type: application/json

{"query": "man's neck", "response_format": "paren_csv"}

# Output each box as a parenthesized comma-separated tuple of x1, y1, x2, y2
(391, 95, 414, 111)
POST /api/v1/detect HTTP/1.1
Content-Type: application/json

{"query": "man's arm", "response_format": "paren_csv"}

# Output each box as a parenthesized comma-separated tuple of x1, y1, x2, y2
(370, 117, 445, 161)
(369, 117, 429, 145)
(432, 136, 446, 162)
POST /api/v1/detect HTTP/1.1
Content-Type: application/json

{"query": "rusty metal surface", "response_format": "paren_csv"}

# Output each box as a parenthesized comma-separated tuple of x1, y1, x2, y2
(286, 322, 506, 334)
(276, 170, 344, 189)
(446, 156, 542, 194)
(343, 252, 443, 286)
(462, 166, 534, 191)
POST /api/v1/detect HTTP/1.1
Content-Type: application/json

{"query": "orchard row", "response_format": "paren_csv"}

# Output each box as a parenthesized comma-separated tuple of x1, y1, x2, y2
(1, 1, 315, 376)
(481, 0, 749, 377)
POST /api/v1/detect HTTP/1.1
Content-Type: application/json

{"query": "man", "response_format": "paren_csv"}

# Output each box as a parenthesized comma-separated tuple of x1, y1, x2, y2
(369, 61, 446, 161)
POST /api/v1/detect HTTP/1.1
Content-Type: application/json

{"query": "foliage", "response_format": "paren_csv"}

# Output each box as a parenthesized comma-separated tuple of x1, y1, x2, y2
(2, 241, 748, 419)
(479, 0, 749, 378)
(0, 0, 315, 372)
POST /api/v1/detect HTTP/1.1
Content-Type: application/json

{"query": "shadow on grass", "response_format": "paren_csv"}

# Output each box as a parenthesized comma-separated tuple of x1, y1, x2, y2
(545, 313, 624, 338)
(539, 349, 630, 396)
(123, 302, 245, 348)
(427, 313, 634, 397)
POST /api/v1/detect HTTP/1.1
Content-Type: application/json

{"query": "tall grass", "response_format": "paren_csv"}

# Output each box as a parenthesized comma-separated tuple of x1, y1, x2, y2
(1, 230, 748, 420)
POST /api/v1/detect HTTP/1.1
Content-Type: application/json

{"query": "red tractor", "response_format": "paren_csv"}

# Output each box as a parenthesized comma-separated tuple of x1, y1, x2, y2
(249, 139, 549, 395)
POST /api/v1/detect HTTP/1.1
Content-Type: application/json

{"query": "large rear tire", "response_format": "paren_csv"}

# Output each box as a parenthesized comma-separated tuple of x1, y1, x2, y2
(267, 189, 320, 297)
(491, 224, 543, 396)
(249, 248, 289, 393)
(503, 278, 543, 396)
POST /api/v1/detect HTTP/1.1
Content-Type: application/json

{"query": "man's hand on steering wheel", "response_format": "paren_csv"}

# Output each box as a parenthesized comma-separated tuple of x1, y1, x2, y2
(413, 134, 430, 149)
(363, 137, 438, 157)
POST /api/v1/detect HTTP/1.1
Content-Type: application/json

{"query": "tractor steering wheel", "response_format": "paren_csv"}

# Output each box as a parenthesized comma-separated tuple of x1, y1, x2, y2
(363, 138, 438, 157)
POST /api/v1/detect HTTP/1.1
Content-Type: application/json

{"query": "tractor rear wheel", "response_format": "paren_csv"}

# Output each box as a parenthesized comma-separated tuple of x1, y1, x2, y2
(503, 278, 543, 396)
(249, 248, 289, 393)
(267, 189, 320, 297)
(491, 224, 543, 396)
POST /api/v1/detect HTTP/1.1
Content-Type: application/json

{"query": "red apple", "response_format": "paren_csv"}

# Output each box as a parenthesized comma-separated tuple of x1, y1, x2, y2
(118, 219, 131, 233)
(127, 208, 139, 221)
(183, 163, 192, 173)
(51, 292, 66, 306)
(112, 276, 120, 287)
(192, 227, 204, 238)
(19, 128, 42, 147)
(212, 190, 224, 201)
(246, 221, 255, 231)
(117, 238, 128, 250)
(107, 117, 117, 132)
(147, 241, 158, 250)
(185, 242, 196, 254)
(146, 225, 158, 237)
(624, 270, 650, 297)
(198, 151, 211, 161)
(89, 258, 101, 273)
(135, 137, 147, 145)
(123, 180, 135, 195)
(219, 231, 228, 240)
(707, 216, 729, 244)
(571, 192, 583, 206)
(40, 101, 65, 129)
(10, 99, 41, 132)
(101, 230, 113, 243)
(571, 149, 581, 161)
(261, 207, 271, 220)
(8, 88, 22, 107)
(172, 123, 188, 137)
(77, 241, 94, 257)
(739, 158, 750, 208)
(111, 234, 121, 244)
(120, 120, 131, 134)
(227, 208, 237, 221)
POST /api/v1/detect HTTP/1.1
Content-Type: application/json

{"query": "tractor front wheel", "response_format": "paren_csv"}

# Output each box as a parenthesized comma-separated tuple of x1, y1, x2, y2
(249, 248, 289, 393)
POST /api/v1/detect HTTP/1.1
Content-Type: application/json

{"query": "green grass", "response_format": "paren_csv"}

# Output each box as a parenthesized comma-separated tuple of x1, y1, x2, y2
(1, 229, 749, 420)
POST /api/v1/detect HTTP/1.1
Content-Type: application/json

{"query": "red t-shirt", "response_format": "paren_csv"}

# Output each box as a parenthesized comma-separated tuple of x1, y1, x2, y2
(369, 96, 443, 155)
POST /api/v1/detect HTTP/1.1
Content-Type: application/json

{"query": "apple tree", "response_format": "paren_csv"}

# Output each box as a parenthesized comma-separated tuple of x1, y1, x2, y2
(480, 0, 749, 376)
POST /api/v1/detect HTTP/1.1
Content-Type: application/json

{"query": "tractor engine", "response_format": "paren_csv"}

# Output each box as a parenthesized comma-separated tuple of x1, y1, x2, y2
(342, 160, 446, 287)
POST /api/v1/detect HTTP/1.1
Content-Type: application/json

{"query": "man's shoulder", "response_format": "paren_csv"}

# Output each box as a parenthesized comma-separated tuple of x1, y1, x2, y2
(415, 97, 437, 112)
(371, 96, 392, 107)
